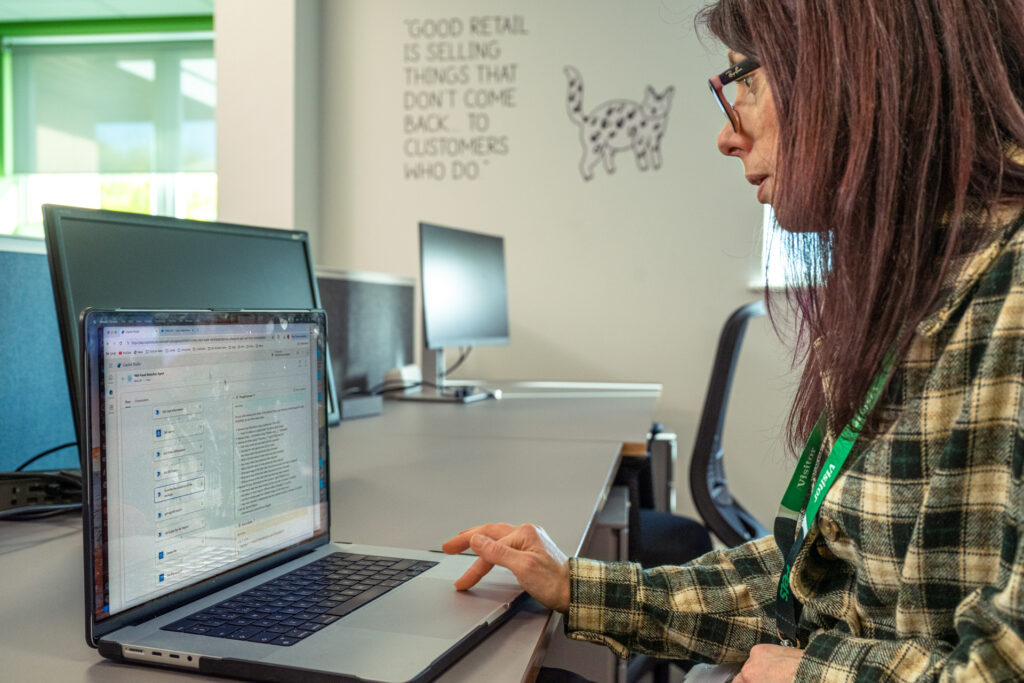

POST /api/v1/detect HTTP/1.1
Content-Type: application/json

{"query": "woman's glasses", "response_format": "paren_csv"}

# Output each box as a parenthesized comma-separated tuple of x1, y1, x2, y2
(709, 57, 760, 132)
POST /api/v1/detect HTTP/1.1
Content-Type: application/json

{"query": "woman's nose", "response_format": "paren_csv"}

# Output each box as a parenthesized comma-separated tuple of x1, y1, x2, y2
(717, 121, 751, 158)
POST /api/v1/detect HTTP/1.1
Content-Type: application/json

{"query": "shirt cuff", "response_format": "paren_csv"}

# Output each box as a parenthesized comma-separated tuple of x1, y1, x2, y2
(564, 557, 644, 659)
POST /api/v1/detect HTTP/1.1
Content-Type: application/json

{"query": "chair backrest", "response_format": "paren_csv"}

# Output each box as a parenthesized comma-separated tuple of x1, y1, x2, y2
(688, 300, 771, 547)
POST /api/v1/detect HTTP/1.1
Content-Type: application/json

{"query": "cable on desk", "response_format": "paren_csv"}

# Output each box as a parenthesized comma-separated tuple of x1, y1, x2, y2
(0, 503, 80, 521)
(14, 441, 77, 472)
(374, 381, 437, 396)
(444, 347, 471, 376)
(359, 349, 472, 398)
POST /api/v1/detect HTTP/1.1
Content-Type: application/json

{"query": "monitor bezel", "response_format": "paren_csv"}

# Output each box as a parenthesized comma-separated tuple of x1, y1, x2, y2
(43, 204, 342, 461)
(418, 221, 511, 351)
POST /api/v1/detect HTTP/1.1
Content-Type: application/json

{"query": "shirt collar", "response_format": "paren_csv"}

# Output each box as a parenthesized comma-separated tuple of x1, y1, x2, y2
(917, 206, 1024, 337)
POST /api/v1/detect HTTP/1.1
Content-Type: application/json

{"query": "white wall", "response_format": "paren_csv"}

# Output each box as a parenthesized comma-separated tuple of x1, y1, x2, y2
(217, 0, 798, 528)
(215, 0, 322, 256)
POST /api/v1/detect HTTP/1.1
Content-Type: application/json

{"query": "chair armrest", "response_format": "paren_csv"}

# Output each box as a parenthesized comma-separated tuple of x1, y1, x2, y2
(619, 442, 647, 458)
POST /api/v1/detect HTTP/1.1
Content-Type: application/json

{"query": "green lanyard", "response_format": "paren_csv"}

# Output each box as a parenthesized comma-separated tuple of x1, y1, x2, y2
(773, 352, 896, 646)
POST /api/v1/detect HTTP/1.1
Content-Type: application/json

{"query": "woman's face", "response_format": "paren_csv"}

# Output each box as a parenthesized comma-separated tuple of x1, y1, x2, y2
(716, 52, 780, 205)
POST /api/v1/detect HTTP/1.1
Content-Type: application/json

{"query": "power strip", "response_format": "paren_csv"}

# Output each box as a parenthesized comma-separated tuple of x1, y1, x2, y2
(0, 469, 82, 513)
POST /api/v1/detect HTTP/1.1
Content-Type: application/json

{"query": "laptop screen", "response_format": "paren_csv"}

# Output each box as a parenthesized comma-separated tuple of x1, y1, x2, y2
(83, 310, 329, 623)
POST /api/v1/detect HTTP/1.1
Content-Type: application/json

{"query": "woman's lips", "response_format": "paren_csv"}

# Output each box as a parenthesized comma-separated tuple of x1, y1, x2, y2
(746, 174, 768, 202)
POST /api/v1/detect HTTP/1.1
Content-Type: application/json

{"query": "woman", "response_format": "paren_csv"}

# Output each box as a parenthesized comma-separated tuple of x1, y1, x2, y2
(445, 1, 1024, 680)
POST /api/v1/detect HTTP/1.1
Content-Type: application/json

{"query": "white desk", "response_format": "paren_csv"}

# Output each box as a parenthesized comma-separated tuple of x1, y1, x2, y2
(0, 391, 659, 682)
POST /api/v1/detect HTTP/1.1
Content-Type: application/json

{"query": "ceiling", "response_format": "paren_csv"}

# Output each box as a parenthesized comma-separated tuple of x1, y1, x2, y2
(0, 0, 213, 22)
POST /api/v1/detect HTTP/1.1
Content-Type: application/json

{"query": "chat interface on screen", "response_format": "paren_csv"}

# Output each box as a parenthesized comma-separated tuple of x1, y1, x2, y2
(100, 322, 324, 616)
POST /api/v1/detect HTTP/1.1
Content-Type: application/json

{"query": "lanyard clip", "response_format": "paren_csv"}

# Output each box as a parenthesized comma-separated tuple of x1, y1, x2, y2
(776, 628, 797, 648)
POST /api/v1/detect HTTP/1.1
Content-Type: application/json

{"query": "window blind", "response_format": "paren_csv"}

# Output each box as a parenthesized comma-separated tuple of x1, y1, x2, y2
(8, 35, 214, 174)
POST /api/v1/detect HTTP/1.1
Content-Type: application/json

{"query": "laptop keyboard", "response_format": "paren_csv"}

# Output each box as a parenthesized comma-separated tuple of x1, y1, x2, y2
(162, 552, 437, 646)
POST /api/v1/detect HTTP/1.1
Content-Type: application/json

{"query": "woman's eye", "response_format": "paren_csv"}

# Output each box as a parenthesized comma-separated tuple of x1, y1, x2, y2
(741, 76, 755, 90)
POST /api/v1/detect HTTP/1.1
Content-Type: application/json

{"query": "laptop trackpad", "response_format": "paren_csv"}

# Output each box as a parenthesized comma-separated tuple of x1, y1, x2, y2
(340, 578, 517, 639)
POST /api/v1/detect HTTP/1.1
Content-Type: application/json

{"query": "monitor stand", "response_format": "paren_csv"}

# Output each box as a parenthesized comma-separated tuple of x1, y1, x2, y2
(397, 348, 498, 404)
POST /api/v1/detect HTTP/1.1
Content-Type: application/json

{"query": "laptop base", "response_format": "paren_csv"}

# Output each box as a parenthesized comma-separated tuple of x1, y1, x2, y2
(98, 543, 525, 683)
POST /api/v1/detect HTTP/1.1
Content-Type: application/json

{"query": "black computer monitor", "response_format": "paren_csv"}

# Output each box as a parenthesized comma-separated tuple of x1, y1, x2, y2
(0, 236, 77, 472)
(43, 205, 341, 439)
(417, 222, 509, 400)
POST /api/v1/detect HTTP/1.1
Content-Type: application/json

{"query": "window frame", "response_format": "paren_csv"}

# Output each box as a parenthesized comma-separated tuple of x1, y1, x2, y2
(0, 16, 215, 235)
(0, 15, 215, 177)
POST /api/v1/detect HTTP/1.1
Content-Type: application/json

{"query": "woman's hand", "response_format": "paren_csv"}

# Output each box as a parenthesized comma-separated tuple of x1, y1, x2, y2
(441, 522, 571, 613)
(734, 644, 804, 682)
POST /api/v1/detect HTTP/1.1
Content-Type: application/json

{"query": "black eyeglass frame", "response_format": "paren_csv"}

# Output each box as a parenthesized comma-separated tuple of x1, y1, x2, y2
(709, 57, 761, 132)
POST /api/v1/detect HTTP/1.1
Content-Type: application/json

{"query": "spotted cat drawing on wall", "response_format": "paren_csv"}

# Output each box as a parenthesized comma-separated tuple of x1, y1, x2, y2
(564, 66, 675, 181)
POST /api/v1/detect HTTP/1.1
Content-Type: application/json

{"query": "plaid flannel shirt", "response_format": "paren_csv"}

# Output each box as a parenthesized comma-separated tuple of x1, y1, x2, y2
(566, 209, 1024, 681)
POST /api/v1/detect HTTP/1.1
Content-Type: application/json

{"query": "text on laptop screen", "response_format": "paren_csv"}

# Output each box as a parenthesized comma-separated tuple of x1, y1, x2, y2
(88, 314, 328, 620)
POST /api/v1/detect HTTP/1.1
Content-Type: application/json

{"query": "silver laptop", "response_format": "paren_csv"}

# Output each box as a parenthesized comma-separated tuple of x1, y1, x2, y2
(81, 308, 523, 682)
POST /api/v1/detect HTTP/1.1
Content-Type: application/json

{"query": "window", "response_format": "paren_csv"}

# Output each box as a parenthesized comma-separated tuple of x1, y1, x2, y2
(761, 206, 827, 289)
(0, 18, 215, 236)
(762, 206, 787, 288)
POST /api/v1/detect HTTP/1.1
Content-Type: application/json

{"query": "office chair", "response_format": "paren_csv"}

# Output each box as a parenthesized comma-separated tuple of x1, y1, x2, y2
(622, 300, 770, 683)
(617, 299, 770, 565)
(615, 431, 713, 569)
(688, 300, 770, 546)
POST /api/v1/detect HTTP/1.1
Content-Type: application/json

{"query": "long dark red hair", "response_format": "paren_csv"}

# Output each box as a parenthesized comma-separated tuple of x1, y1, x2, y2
(698, 0, 1024, 449)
